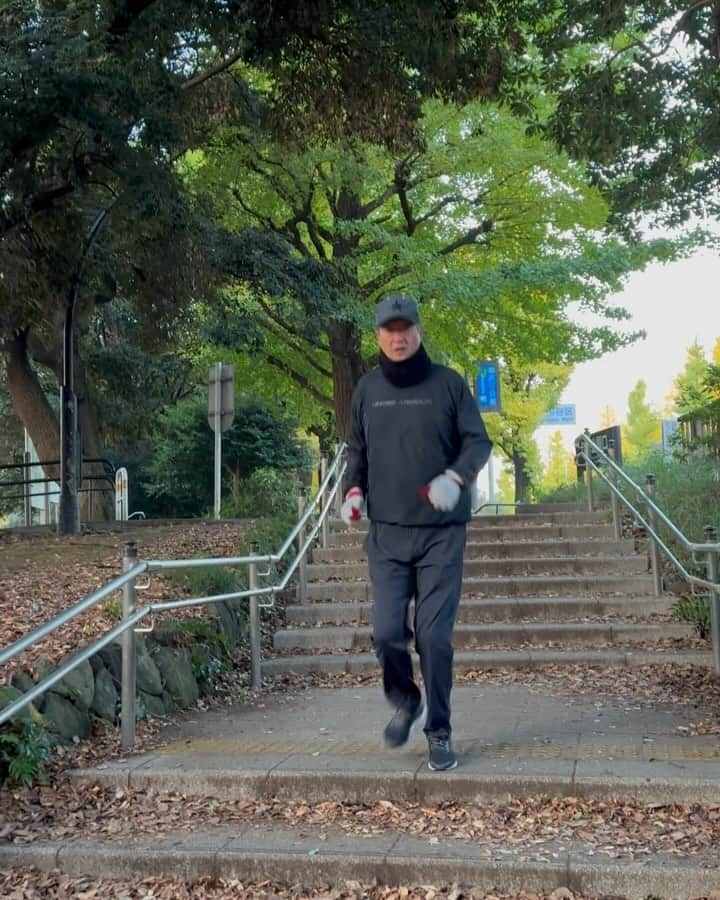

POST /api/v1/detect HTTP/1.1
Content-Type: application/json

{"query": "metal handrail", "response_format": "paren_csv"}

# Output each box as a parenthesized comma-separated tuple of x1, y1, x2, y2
(577, 431, 720, 673)
(580, 435, 720, 553)
(473, 502, 522, 515)
(0, 444, 348, 737)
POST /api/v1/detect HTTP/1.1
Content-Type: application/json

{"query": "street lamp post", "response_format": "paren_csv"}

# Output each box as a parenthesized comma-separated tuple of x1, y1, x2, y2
(57, 208, 112, 536)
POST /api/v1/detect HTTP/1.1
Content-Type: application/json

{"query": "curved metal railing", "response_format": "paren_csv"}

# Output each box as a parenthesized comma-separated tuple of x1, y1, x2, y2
(576, 431, 720, 673)
(0, 444, 348, 748)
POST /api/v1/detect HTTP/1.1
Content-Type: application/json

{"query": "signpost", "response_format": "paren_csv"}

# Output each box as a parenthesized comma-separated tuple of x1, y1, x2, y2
(475, 360, 501, 505)
(208, 363, 235, 520)
(476, 361, 501, 413)
(542, 404, 576, 426)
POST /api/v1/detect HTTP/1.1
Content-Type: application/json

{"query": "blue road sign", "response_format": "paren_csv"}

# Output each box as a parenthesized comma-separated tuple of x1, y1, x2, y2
(542, 404, 576, 426)
(476, 361, 501, 413)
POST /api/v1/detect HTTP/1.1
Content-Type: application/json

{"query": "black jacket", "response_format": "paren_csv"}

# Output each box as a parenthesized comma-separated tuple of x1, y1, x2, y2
(345, 362, 492, 526)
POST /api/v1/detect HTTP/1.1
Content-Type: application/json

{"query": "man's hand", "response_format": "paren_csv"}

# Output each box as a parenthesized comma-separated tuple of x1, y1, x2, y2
(425, 470, 463, 512)
(341, 487, 365, 525)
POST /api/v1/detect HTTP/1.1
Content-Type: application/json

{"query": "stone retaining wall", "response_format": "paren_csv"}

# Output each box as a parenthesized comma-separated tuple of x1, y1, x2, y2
(1, 597, 249, 743)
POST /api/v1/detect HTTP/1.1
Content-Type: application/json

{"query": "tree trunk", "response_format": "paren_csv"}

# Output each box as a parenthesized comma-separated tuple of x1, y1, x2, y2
(5, 333, 61, 481)
(75, 356, 114, 521)
(4, 333, 115, 521)
(512, 450, 532, 503)
(328, 321, 364, 441)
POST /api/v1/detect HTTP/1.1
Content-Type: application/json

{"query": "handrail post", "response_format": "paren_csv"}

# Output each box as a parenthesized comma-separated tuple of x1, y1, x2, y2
(704, 525, 720, 674)
(320, 455, 329, 549)
(645, 475, 662, 597)
(23, 449, 32, 527)
(334, 441, 344, 518)
(584, 432, 594, 512)
(608, 443, 621, 540)
(248, 542, 262, 689)
(121, 541, 138, 751)
(297, 488, 308, 604)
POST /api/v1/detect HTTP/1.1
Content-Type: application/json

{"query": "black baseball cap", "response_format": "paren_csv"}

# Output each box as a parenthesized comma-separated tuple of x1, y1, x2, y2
(375, 294, 420, 328)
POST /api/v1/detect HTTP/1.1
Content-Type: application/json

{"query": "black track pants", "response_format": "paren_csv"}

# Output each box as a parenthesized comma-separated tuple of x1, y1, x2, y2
(365, 522, 466, 737)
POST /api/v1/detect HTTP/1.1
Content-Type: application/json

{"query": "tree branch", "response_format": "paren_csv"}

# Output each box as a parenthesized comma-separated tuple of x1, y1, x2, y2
(257, 302, 333, 377)
(257, 296, 329, 352)
(360, 265, 414, 298)
(438, 223, 492, 256)
(359, 182, 399, 218)
(181, 48, 244, 91)
(265, 354, 334, 408)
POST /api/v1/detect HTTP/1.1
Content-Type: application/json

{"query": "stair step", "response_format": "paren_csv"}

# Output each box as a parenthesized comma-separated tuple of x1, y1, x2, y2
(514, 501, 587, 513)
(328, 523, 616, 545)
(329, 512, 610, 531)
(307, 574, 656, 601)
(273, 621, 691, 651)
(264, 648, 712, 676)
(5, 830, 719, 899)
(307, 555, 646, 581)
(313, 537, 635, 563)
(286, 596, 672, 625)
(70, 747, 720, 806)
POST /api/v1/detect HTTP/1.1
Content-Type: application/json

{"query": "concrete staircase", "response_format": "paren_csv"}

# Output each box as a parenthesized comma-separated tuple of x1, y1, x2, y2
(268, 503, 705, 676)
(8, 505, 719, 897)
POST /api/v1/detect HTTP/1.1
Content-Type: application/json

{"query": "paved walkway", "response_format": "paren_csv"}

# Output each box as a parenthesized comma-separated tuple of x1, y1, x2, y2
(76, 684, 720, 804)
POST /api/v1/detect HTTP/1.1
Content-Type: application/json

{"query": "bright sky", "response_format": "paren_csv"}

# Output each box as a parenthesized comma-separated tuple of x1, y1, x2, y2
(534, 243, 720, 460)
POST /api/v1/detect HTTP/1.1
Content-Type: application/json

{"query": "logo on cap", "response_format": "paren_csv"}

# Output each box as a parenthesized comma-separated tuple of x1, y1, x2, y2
(392, 298, 403, 311)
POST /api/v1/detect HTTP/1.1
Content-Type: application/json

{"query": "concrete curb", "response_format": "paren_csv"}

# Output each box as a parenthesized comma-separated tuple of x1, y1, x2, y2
(1, 834, 718, 898)
(69, 760, 720, 805)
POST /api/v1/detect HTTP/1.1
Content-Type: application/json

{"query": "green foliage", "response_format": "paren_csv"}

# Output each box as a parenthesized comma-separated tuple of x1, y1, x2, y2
(0, 720, 52, 787)
(143, 394, 311, 517)
(539, 431, 577, 495)
(169, 565, 239, 600)
(104, 595, 123, 622)
(673, 342, 710, 417)
(484, 360, 572, 502)
(623, 380, 661, 461)
(535, 481, 586, 504)
(535, 3, 720, 228)
(221, 467, 299, 520)
(671, 595, 711, 640)
(620, 452, 720, 574)
(191, 652, 228, 691)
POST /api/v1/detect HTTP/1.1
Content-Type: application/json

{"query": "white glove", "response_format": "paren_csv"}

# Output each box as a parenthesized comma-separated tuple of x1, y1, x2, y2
(341, 487, 365, 525)
(426, 470, 463, 512)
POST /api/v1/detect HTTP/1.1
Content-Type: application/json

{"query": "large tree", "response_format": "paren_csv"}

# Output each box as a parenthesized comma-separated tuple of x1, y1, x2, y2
(3, 0, 534, 525)
(189, 99, 679, 438)
(673, 341, 711, 416)
(623, 379, 661, 460)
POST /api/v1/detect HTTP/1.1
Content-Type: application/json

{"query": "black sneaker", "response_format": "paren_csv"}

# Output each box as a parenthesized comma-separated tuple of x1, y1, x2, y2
(427, 734, 457, 771)
(383, 701, 426, 748)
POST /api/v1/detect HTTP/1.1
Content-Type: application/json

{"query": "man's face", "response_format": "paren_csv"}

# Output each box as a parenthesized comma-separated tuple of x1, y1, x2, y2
(376, 319, 422, 362)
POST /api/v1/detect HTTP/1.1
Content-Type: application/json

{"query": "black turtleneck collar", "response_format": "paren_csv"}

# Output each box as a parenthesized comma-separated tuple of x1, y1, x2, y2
(379, 344, 432, 388)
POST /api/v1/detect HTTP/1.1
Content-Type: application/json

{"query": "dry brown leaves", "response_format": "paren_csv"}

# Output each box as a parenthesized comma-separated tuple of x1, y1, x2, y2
(0, 523, 247, 678)
(2, 782, 720, 865)
(0, 869, 625, 900)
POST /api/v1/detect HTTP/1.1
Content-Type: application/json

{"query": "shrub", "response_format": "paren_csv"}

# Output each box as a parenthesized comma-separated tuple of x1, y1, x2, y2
(222, 467, 299, 520)
(0, 720, 52, 786)
(671, 594, 711, 639)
